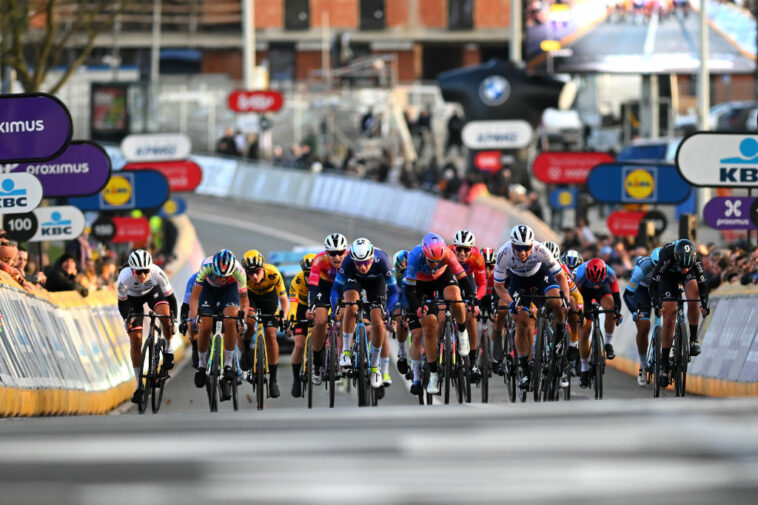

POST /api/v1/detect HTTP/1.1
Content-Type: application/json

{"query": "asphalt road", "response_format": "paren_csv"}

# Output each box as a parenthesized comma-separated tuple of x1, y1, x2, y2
(549, 12, 754, 73)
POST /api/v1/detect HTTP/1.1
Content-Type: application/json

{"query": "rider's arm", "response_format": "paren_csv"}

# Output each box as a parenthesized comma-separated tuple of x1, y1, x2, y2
(188, 282, 203, 319)
(329, 280, 343, 313)
(472, 257, 487, 300)
(693, 258, 709, 307)
(554, 268, 571, 300)
(118, 299, 130, 319)
(167, 292, 178, 318)
(386, 278, 399, 315)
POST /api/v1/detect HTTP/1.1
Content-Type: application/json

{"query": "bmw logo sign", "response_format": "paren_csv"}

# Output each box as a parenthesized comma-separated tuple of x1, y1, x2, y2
(479, 75, 510, 107)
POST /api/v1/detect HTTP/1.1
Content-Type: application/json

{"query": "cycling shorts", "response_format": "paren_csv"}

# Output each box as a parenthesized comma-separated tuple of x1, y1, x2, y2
(292, 304, 309, 336)
(508, 264, 559, 309)
(343, 276, 387, 309)
(623, 286, 651, 321)
(198, 281, 240, 316)
(579, 283, 613, 305)
(123, 285, 168, 326)
(248, 289, 280, 328)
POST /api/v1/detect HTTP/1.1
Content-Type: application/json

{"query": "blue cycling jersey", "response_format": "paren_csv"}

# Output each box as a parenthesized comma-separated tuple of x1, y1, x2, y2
(627, 256, 654, 293)
(183, 272, 199, 304)
(574, 262, 619, 291)
(331, 248, 399, 313)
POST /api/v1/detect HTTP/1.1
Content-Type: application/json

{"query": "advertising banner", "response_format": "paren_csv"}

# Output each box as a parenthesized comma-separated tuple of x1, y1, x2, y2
(606, 211, 646, 237)
(158, 196, 187, 217)
(67, 170, 169, 211)
(227, 90, 284, 113)
(676, 134, 758, 188)
(0, 173, 44, 213)
(703, 196, 758, 230)
(110, 216, 150, 244)
(548, 187, 579, 209)
(0, 93, 73, 163)
(123, 160, 202, 192)
(587, 163, 691, 204)
(2, 141, 112, 197)
(533, 151, 614, 184)
(91, 215, 116, 243)
(120, 133, 191, 162)
(28, 206, 86, 242)
(474, 151, 502, 172)
(462, 120, 533, 149)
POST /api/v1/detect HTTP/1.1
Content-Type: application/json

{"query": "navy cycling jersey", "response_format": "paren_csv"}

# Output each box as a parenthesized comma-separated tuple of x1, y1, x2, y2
(574, 262, 620, 293)
(627, 257, 654, 293)
(334, 248, 397, 286)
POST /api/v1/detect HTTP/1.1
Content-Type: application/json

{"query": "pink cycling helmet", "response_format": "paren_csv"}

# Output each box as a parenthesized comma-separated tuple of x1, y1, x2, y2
(421, 233, 447, 261)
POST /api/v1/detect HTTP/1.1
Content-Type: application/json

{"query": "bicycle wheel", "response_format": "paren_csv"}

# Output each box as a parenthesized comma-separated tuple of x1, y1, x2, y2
(255, 333, 266, 410)
(653, 326, 662, 398)
(328, 328, 337, 408)
(563, 332, 571, 401)
(680, 322, 689, 397)
(480, 332, 491, 404)
(357, 325, 368, 407)
(463, 354, 472, 404)
(151, 339, 165, 413)
(138, 336, 152, 415)
(673, 322, 685, 397)
(443, 323, 453, 405)
(533, 317, 545, 403)
(423, 356, 433, 406)
(592, 325, 603, 400)
(504, 328, 518, 403)
(208, 335, 220, 412)
(306, 336, 313, 409)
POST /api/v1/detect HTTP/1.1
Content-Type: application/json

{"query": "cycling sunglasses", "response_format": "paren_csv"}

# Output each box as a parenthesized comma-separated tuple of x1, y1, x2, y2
(246, 266, 263, 275)
(327, 250, 346, 257)
(456, 246, 472, 254)
(513, 244, 532, 253)
(425, 258, 442, 266)
(133, 268, 150, 276)
(354, 259, 373, 268)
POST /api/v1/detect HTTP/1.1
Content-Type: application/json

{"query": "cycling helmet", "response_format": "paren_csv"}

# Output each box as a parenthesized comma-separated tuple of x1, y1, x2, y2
(651, 247, 662, 266)
(453, 229, 476, 248)
(481, 247, 496, 265)
(128, 249, 152, 270)
(301, 253, 315, 272)
(212, 249, 236, 277)
(509, 225, 534, 247)
(586, 258, 607, 284)
(421, 233, 446, 261)
(242, 249, 264, 270)
(544, 241, 560, 260)
(673, 239, 697, 268)
(324, 233, 348, 252)
(393, 250, 409, 271)
(561, 250, 583, 270)
(350, 238, 374, 262)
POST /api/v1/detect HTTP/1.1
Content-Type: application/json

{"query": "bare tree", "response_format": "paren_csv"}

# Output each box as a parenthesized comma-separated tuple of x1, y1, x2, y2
(0, 1, 131, 93)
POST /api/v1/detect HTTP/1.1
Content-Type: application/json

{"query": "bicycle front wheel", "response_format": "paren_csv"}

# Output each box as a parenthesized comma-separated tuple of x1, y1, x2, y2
(357, 325, 369, 407)
(306, 337, 313, 409)
(208, 335, 221, 412)
(443, 323, 453, 405)
(255, 334, 266, 410)
(138, 337, 152, 414)
(533, 318, 545, 403)
(151, 340, 165, 413)
(328, 328, 337, 408)
(480, 332, 490, 404)
(652, 326, 662, 398)
(592, 325, 603, 400)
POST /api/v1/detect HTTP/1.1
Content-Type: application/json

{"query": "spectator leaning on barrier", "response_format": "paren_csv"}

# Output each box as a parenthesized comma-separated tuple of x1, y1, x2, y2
(16, 246, 45, 286)
(45, 253, 88, 296)
(0, 242, 30, 291)
(97, 257, 117, 290)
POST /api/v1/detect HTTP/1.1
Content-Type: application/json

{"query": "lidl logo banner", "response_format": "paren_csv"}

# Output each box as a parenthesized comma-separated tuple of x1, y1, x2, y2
(67, 170, 169, 211)
(587, 163, 691, 204)
(676, 133, 758, 188)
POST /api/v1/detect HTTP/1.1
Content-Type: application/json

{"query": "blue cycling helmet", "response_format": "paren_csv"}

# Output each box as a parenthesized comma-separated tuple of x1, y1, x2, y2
(212, 249, 236, 277)
(651, 247, 662, 266)
(393, 250, 409, 271)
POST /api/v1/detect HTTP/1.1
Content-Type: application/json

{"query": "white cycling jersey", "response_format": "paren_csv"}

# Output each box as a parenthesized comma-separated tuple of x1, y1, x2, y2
(117, 264, 174, 301)
(493, 241, 562, 282)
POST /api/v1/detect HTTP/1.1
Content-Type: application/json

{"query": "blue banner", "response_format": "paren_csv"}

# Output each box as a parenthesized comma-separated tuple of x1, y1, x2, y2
(67, 170, 169, 211)
(587, 163, 691, 204)
(158, 196, 187, 217)
(548, 188, 578, 209)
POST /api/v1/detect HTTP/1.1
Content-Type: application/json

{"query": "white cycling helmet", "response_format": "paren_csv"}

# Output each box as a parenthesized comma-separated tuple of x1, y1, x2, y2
(453, 229, 476, 248)
(324, 233, 348, 252)
(544, 241, 560, 260)
(509, 225, 535, 247)
(350, 238, 374, 261)
(128, 249, 152, 270)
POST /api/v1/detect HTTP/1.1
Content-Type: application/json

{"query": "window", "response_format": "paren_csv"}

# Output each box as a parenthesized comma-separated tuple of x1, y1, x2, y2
(448, 0, 474, 30)
(284, 0, 310, 30)
(269, 43, 296, 82)
(360, 0, 385, 30)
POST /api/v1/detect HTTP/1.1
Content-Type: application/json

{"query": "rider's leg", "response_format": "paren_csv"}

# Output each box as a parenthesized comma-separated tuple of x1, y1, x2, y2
(684, 278, 701, 342)
(222, 304, 239, 367)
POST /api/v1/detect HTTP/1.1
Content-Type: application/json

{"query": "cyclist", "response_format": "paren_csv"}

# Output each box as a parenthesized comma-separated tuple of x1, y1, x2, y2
(391, 250, 411, 376)
(308, 233, 349, 385)
(188, 249, 248, 396)
(649, 239, 709, 387)
(240, 249, 289, 399)
(575, 257, 622, 388)
(561, 249, 583, 279)
(117, 250, 178, 405)
(179, 256, 213, 369)
(331, 238, 398, 389)
(288, 253, 314, 397)
(544, 241, 582, 387)
(449, 229, 487, 382)
(405, 233, 476, 395)
(480, 246, 508, 369)
(493, 225, 571, 392)
(624, 247, 661, 386)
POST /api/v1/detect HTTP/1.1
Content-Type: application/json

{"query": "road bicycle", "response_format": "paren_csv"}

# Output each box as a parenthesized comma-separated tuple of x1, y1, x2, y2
(425, 298, 471, 405)
(245, 310, 281, 411)
(130, 310, 174, 414)
(341, 300, 377, 407)
(206, 311, 243, 412)
(584, 301, 619, 400)
(475, 305, 494, 403)
(653, 292, 702, 398)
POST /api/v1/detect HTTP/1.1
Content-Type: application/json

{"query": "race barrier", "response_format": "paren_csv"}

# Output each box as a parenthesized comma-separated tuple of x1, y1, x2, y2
(607, 284, 758, 397)
(193, 157, 559, 245)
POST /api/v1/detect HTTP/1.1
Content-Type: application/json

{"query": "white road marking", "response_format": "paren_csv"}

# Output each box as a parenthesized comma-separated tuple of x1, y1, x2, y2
(187, 209, 312, 246)
(643, 12, 659, 56)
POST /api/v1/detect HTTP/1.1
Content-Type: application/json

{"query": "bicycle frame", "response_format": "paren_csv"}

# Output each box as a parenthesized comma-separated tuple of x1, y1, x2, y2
(341, 300, 376, 407)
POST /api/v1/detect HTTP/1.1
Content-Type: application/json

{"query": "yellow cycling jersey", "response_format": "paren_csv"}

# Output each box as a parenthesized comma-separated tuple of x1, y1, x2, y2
(289, 271, 309, 307)
(247, 264, 286, 297)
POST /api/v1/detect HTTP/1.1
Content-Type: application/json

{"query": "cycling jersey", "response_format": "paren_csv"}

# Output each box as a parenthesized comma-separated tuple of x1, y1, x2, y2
(183, 272, 198, 304)
(247, 264, 287, 297)
(574, 261, 620, 293)
(627, 256, 654, 293)
(117, 264, 174, 301)
(289, 271, 309, 307)
(331, 248, 399, 313)
(405, 245, 467, 285)
(308, 251, 340, 285)
(560, 263, 579, 294)
(493, 241, 562, 283)
(195, 260, 247, 292)
(449, 245, 487, 299)
(649, 242, 707, 305)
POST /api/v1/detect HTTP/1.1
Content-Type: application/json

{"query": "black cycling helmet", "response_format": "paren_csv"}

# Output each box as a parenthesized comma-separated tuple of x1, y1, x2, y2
(673, 239, 697, 268)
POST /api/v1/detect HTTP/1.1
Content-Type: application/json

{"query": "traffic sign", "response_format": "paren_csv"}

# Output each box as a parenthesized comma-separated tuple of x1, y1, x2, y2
(676, 133, 758, 188)
(123, 160, 202, 192)
(533, 152, 614, 184)
(462, 120, 533, 149)
(67, 170, 169, 211)
(606, 211, 646, 237)
(227, 90, 284, 113)
(703, 197, 757, 230)
(120, 133, 191, 162)
(0, 93, 72, 163)
(3, 141, 112, 197)
(587, 163, 691, 204)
